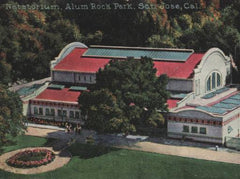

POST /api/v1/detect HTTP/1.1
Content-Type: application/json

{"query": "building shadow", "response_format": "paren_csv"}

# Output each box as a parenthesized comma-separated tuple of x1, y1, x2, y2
(42, 129, 121, 159)
(68, 142, 119, 159)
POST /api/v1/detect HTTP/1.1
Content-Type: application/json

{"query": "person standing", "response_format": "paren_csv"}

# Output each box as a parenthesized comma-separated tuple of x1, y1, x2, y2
(76, 123, 82, 134)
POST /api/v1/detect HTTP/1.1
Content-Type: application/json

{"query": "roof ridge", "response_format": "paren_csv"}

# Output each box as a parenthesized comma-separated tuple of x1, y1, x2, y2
(89, 45, 194, 52)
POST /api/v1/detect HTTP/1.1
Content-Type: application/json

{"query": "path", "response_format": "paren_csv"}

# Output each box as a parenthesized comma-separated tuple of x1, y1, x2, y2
(0, 147, 71, 174)
(119, 142, 240, 165)
(25, 126, 240, 165)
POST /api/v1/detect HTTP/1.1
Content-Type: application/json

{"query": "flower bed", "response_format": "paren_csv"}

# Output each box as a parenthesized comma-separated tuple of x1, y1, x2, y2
(6, 149, 55, 168)
(28, 117, 66, 127)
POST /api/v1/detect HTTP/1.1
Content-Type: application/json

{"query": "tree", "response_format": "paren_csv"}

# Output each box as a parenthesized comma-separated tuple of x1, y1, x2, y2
(179, 21, 240, 55)
(79, 57, 169, 134)
(177, 14, 193, 30)
(0, 85, 26, 145)
(79, 89, 132, 133)
(95, 57, 169, 110)
(0, 56, 11, 85)
(147, 34, 175, 48)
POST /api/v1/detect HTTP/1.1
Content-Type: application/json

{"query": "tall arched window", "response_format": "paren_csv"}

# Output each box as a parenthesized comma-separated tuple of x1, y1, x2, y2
(206, 72, 221, 92)
(207, 77, 211, 91)
(217, 73, 221, 87)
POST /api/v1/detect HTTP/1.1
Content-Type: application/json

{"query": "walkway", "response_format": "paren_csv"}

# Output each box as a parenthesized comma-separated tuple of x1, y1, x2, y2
(26, 123, 65, 131)
(120, 142, 240, 165)
(25, 126, 240, 165)
(0, 147, 71, 174)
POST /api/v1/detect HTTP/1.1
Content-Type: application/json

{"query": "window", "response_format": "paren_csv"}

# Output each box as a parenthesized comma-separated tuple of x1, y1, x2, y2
(58, 110, 62, 117)
(206, 72, 221, 92)
(212, 72, 216, 89)
(75, 111, 80, 119)
(34, 107, 38, 115)
(207, 77, 211, 91)
(70, 111, 74, 118)
(39, 108, 43, 115)
(90, 76, 92, 82)
(51, 109, 55, 116)
(62, 110, 67, 117)
(45, 108, 50, 116)
(191, 126, 198, 133)
(84, 76, 86, 82)
(183, 126, 189, 133)
(228, 126, 233, 134)
(217, 73, 221, 87)
(200, 127, 207, 134)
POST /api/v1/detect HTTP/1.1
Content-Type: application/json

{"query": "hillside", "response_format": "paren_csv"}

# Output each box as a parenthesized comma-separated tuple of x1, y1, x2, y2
(0, 0, 239, 84)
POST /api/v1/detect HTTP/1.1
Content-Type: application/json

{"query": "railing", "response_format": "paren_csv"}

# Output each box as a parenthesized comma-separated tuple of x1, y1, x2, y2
(22, 82, 49, 101)
(176, 92, 195, 108)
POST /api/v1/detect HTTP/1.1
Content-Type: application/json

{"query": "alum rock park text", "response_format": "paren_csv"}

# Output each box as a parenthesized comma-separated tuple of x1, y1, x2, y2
(65, 2, 201, 10)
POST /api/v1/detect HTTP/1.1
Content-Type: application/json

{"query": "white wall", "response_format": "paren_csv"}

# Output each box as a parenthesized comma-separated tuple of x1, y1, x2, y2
(50, 42, 88, 69)
(168, 121, 223, 143)
(171, 109, 221, 121)
(52, 71, 96, 84)
(193, 48, 231, 97)
(75, 73, 96, 84)
(52, 71, 74, 83)
(223, 119, 240, 138)
(168, 109, 224, 143)
(168, 121, 222, 138)
(221, 108, 240, 138)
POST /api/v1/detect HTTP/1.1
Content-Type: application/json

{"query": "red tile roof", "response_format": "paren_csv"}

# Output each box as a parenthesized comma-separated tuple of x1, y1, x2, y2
(154, 53, 204, 78)
(167, 99, 180, 109)
(54, 47, 204, 79)
(34, 88, 81, 103)
(54, 48, 110, 73)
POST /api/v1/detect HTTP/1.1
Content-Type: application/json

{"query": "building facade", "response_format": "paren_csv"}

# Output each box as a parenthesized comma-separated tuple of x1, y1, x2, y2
(24, 42, 239, 144)
(167, 88, 240, 144)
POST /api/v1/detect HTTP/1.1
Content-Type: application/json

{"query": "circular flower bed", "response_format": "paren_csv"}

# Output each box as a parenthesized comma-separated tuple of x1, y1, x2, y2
(6, 149, 55, 168)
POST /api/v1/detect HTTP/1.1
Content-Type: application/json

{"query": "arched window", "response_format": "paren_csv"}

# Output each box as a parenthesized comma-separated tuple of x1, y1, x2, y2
(207, 77, 211, 91)
(212, 72, 216, 89)
(206, 72, 221, 92)
(217, 73, 221, 87)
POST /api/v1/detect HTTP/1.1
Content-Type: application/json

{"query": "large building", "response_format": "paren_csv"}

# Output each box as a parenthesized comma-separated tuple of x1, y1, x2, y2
(23, 42, 239, 144)
(168, 87, 240, 144)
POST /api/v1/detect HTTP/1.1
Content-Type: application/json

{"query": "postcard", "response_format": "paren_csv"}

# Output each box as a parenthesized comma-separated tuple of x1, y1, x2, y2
(0, 0, 240, 178)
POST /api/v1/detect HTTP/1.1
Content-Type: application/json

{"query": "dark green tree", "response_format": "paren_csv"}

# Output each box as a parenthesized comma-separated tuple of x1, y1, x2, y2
(79, 57, 169, 134)
(95, 57, 169, 111)
(179, 21, 240, 55)
(79, 89, 133, 133)
(0, 85, 26, 145)
(0, 56, 11, 85)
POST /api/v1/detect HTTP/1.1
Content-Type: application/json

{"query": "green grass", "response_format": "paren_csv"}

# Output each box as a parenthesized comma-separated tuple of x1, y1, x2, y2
(0, 135, 47, 155)
(0, 135, 240, 179)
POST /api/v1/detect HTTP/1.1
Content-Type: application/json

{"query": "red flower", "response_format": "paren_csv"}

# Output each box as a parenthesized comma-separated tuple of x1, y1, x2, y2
(6, 148, 55, 168)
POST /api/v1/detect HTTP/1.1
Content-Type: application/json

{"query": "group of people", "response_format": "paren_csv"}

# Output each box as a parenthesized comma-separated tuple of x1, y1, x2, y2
(65, 123, 82, 135)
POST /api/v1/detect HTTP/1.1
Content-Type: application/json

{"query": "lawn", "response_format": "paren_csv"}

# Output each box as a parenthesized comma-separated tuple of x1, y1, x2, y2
(0, 135, 240, 179)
